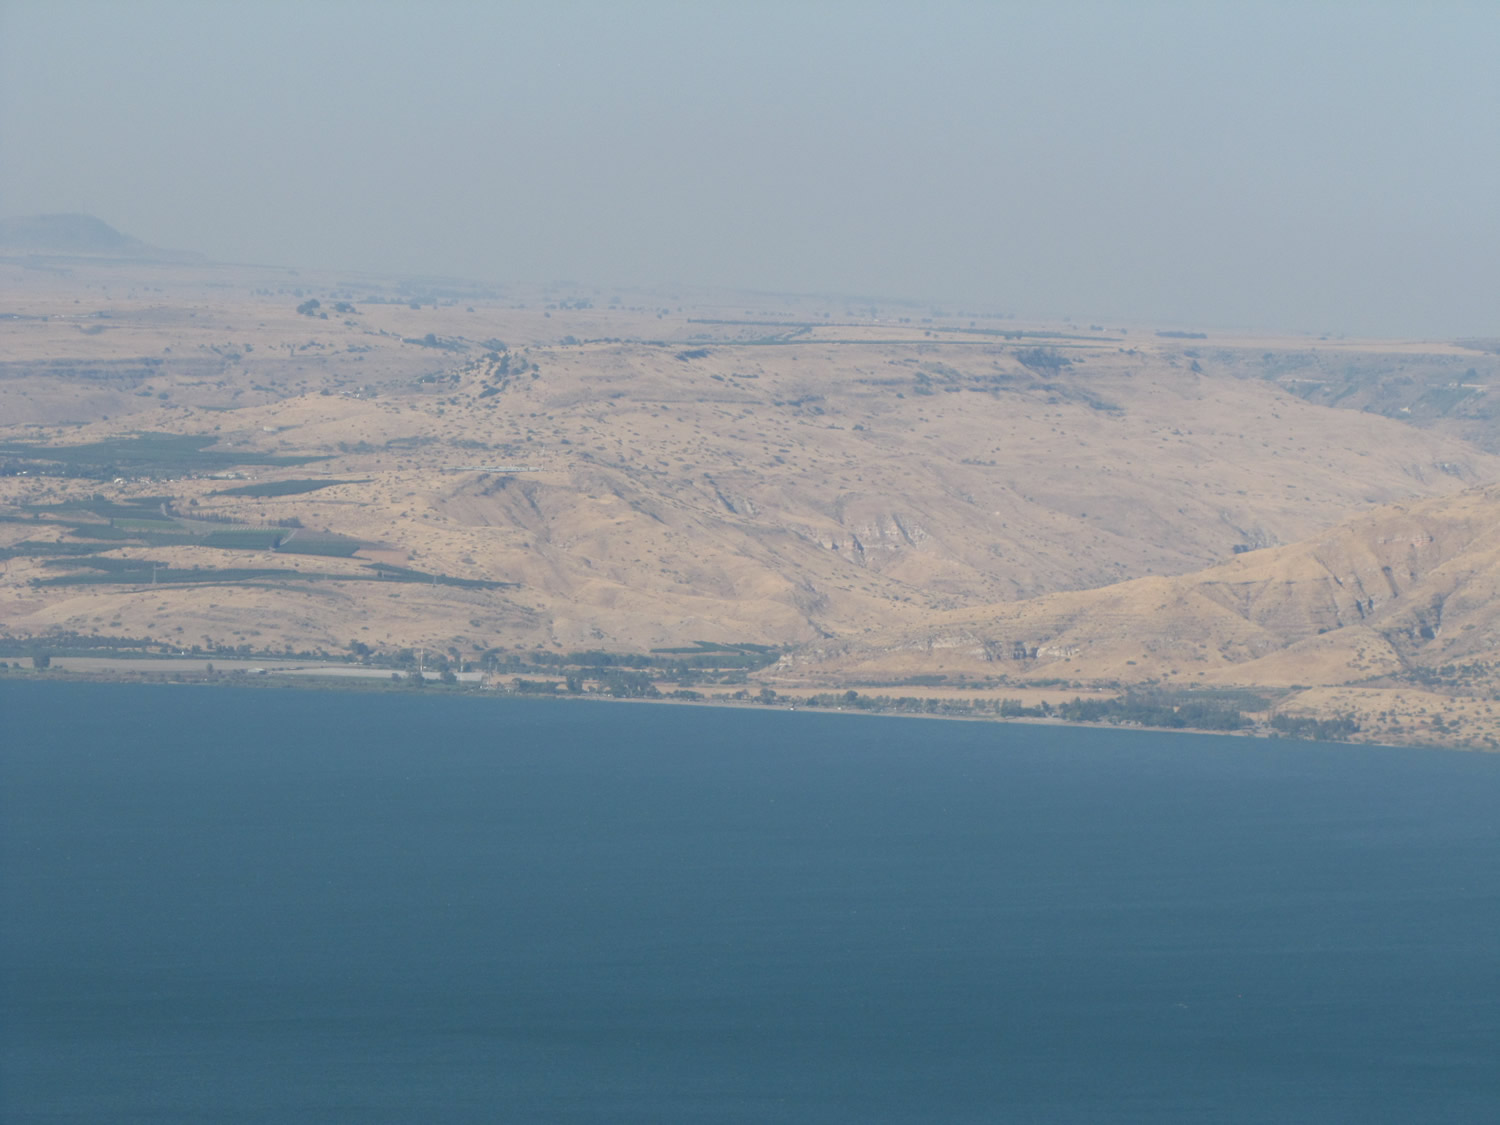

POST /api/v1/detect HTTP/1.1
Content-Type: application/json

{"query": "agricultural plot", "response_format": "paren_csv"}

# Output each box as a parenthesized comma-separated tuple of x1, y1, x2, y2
(365, 563, 513, 589)
(31, 558, 504, 590)
(275, 529, 365, 557)
(0, 540, 103, 560)
(6, 496, 366, 563)
(210, 479, 369, 498)
(61, 519, 292, 552)
(0, 432, 324, 478)
(33, 559, 343, 587)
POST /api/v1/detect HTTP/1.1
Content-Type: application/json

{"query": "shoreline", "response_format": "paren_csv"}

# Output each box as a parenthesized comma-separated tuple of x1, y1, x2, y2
(0, 661, 1464, 754)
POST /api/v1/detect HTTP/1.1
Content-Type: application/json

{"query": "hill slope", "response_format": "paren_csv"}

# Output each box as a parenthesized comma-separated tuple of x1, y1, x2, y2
(3, 264, 1499, 748)
(780, 485, 1500, 744)
(5, 332, 1498, 657)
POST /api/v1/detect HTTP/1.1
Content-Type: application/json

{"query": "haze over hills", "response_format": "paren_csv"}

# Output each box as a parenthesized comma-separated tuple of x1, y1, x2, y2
(0, 213, 204, 263)
(2, 242, 1499, 747)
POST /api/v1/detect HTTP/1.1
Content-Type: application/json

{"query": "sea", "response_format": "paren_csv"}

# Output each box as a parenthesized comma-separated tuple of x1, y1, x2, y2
(2, 680, 1498, 1123)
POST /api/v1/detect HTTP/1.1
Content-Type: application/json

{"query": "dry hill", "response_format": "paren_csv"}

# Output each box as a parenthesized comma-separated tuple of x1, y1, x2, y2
(2, 256, 1499, 746)
(780, 486, 1500, 747)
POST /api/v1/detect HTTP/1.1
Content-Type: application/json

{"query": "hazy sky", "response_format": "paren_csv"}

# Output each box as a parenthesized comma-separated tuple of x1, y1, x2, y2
(2, 1, 1496, 336)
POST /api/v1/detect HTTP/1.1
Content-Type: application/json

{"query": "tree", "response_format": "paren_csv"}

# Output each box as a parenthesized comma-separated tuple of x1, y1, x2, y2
(601, 670, 659, 698)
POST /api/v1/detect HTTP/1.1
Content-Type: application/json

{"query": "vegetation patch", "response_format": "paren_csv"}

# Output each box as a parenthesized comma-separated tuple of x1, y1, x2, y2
(275, 530, 364, 557)
(211, 478, 368, 498)
(985, 690, 1253, 731)
(32, 560, 335, 586)
(531, 645, 781, 673)
(0, 540, 107, 560)
(11, 496, 366, 557)
(28, 556, 503, 590)
(0, 433, 323, 478)
(1269, 714, 1361, 740)
(366, 563, 513, 589)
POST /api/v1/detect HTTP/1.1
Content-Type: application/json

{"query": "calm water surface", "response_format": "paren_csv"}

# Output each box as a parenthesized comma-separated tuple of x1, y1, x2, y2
(2, 681, 1498, 1122)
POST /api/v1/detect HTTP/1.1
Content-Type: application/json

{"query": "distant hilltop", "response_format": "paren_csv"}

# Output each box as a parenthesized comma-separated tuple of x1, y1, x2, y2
(0, 213, 204, 262)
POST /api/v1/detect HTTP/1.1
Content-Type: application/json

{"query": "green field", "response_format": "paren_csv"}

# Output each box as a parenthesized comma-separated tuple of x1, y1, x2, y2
(4, 492, 514, 590)
(35, 561, 339, 587)
(12, 495, 364, 556)
(0, 540, 104, 560)
(210, 478, 369, 498)
(111, 518, 187, 532)
(275, 534, 364, 558)
(0, 433, 324, 477)
(365, 563, 513, 589)
(32, 557, 511, 590)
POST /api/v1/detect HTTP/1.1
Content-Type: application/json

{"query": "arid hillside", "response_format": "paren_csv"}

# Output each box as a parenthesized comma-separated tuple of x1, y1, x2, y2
(3, 257, 1499, 745)
(781, 485, 1500, 747)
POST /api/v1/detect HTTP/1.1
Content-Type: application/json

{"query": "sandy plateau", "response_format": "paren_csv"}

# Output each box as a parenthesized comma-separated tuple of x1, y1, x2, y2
(3, 252, 1500, 747)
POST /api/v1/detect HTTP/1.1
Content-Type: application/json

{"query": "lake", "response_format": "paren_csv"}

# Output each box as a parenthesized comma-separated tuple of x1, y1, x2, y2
(3, 680, 1498, 1122)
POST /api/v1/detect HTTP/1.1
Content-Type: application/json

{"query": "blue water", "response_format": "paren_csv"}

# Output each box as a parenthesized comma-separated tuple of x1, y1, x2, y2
(2, 682, 1498, 1122)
